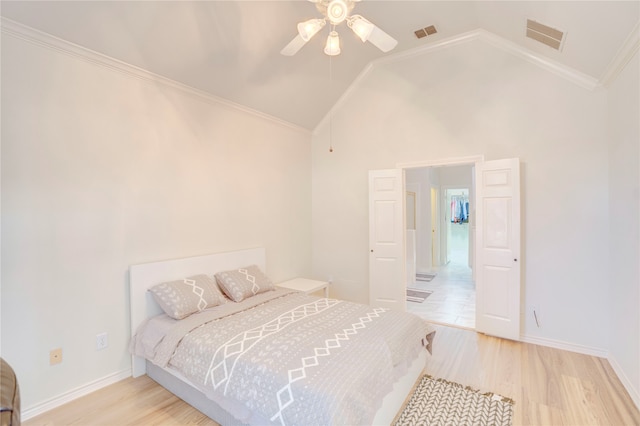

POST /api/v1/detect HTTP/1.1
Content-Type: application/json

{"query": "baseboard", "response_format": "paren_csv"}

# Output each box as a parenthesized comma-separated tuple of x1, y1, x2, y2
(608, 354, 640, 410)
(520, 334, 608, 358)
(22, 368, 131, 421)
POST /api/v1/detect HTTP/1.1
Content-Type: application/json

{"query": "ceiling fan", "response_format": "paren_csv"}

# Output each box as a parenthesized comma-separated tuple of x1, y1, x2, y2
(281, 0, 398, 56)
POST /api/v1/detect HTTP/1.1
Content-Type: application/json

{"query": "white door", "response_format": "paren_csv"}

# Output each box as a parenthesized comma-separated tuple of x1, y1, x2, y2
(475, 158, 521, 340)
(369, 169, 406, 311)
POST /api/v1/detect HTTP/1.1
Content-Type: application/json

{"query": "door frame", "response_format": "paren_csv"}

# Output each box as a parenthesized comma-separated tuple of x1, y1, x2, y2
(396, 155, 523, 340)
(397, 155, 484, 268)
(397, 155, 483, 327)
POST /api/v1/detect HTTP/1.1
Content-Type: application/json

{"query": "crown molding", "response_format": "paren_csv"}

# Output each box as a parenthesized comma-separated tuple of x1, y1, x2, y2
(314, 28, 601, 134)
(477, 29, 599, 90)
(600, 21, 640, 88)
(2, 16, 617, 134)
(0, 18, 310, 135)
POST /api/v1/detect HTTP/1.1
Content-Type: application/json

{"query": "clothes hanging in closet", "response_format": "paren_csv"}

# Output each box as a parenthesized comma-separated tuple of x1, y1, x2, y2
(450, 195, 469, 223)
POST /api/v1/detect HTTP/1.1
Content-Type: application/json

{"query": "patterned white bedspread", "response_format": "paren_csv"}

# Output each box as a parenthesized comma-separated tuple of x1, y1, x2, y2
(132, 288, 435, 425)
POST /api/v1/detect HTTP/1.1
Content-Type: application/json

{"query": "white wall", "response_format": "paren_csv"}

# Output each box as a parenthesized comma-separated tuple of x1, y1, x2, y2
(312, 37, 610, 351)
(438, 166, 473, 189)
(406, 168, 431, 273)
(607, 49, 640, 406)
(1, 34, 312, 411)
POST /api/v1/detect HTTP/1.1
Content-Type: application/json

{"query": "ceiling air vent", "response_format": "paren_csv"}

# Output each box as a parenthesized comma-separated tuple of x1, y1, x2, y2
(526, 19, 564, 50)
(414, 25, 437, 39)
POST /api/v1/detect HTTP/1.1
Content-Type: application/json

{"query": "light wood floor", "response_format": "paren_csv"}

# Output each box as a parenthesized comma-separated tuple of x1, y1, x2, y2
(24, 325, 639, 426)
(408, 221, 476, 329)
(407, 261, 476, 329)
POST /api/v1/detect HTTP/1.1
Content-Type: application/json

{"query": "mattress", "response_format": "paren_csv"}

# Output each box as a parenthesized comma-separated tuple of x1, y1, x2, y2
(131, 288, 435, 425)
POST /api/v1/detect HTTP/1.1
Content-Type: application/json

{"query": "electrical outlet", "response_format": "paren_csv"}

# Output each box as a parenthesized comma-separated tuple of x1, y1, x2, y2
(96, 332, 108, 351)
(50, 348, 62, 365)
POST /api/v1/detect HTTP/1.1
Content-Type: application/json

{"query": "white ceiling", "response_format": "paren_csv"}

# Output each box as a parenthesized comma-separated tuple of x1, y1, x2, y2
(2, 1, 639, 130)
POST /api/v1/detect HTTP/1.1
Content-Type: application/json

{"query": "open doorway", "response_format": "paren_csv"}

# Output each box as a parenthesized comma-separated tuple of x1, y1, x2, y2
(444, 188, 470, 266)
(405, 166, 476, 330)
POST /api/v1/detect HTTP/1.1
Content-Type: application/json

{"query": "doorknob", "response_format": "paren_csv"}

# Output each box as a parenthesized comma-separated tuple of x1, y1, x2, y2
(514, 258, 518, 262)
(371, 250, 374, 253)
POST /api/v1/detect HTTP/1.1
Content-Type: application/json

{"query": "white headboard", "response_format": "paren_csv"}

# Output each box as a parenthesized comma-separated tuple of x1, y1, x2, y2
(129, 247, 266, 377)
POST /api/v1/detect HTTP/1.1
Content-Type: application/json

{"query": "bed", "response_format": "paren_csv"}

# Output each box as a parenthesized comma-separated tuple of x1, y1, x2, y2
(129, 247, 435, 425)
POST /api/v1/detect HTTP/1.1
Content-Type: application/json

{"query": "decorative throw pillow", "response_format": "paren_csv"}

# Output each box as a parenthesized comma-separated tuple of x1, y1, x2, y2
(149, 274, 226, 320)
(215, 265, 275, 302)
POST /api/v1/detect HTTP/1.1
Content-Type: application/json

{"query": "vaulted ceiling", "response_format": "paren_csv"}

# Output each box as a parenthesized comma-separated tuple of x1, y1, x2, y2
(2, 1, 638, 130)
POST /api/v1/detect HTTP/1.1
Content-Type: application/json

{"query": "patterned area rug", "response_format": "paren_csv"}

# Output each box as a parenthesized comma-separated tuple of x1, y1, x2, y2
(407, 288, 432, 303)
(394, 375, 514, 426)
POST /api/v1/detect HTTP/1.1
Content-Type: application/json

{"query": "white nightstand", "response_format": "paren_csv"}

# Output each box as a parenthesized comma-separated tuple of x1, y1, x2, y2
(277, 278, 330, 298)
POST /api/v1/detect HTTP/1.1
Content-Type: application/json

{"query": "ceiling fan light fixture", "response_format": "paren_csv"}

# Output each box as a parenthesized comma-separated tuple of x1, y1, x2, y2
(297, 18, 326, 41)
(281, 0, 397, 56)
(327, 0, 349, 25)
(324, 31, 341, 56)
(347, 15, 374, 42)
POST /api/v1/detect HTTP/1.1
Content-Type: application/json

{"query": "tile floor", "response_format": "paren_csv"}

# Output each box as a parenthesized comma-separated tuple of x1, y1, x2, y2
(407, 222, 476, 329)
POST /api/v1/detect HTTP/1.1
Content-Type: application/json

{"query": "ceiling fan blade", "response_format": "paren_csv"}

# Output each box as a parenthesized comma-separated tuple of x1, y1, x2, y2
(367, 24, 398, 53)
(347, 15, 398, 53)
(280, 34, 307, 56)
